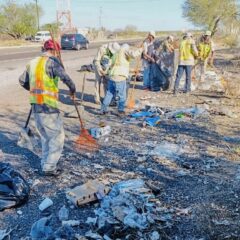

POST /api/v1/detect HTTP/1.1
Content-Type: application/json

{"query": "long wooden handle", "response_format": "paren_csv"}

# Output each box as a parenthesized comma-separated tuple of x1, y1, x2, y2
(24, 107, 32, 129)
(81, 73, 86, 103)
(73, 100, 84, 129)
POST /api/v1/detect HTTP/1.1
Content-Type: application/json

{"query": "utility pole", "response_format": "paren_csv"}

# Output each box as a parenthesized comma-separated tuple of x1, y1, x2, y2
(35, 0, 40, 30)
(99, 6, 102, 30)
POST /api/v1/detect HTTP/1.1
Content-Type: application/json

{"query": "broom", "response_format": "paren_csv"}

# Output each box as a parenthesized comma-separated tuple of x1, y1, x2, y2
(127, 57, 141, 109)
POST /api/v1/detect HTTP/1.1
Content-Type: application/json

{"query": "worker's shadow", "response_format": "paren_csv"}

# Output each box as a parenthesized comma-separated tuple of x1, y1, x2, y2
(59, 89, 96, 105)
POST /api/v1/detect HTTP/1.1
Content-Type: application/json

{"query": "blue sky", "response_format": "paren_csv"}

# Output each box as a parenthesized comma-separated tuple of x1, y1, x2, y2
(0, 0, 194, 31)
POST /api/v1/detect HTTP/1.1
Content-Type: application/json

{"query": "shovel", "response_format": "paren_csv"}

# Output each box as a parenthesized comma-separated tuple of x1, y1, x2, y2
(17, 107, 37, 151)
(64, 73, 86, 118)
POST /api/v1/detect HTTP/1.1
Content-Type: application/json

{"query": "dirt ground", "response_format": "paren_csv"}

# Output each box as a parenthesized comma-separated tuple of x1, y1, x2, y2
(0, 47, 240, 240)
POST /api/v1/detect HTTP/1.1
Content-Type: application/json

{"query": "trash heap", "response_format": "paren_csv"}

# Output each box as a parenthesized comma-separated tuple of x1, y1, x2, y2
(85, 179, 173, 240)
(127, 105, 208, 127)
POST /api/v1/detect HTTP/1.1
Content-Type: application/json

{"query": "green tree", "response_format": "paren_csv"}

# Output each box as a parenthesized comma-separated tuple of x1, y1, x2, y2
(0, 0, 43, 39)
(182, 0, 240, 35)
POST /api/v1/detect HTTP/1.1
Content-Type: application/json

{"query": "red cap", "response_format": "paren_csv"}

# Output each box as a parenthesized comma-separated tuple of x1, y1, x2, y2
(44, 39, 60, 51)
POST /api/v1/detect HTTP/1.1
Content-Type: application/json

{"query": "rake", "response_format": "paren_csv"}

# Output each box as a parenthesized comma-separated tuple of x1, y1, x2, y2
(74, 100, 99, 152)
(49, 31, 98, 152)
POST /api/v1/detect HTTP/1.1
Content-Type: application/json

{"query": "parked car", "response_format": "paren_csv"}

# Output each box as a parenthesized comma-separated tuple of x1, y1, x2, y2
(34, 31, 51, 42)
(61, 34, 89, 50)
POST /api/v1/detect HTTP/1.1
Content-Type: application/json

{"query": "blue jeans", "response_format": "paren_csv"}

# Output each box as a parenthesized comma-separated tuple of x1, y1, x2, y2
(174, 65, 192, 92)
(143, 66, 150, 88)
(102, 79, 126, 112)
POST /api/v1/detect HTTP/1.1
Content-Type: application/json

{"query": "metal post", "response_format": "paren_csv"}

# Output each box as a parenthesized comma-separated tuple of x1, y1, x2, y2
(35, 0, 40, 30)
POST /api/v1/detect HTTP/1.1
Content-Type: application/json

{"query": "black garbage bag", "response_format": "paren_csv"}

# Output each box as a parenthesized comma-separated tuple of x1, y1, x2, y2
(0, 162, 30, 211)
(149, 63, 170, 91)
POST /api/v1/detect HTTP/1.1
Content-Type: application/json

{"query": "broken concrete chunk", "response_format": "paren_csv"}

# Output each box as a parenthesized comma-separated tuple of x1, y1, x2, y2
(38, 198, 53, 212)
(66, 180, 110, 206)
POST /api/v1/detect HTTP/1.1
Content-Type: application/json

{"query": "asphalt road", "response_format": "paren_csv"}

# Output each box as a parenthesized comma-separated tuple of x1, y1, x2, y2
(0, 39, 140, 63)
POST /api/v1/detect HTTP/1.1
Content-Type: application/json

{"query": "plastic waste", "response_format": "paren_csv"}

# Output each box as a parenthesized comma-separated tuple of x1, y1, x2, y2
(90, 126, 111, 139)
(144, 116, 161, 127)
(0, 229, 12, 240)
(0, 163, 30, 211)
(30, 217, 53, 240)
(39, 198, 53, 211)
(58, 205, 69, 221)
(150, 231, 160, 240)
(149, 63, 170, 91)
(149, 142, 183, 158)
(130, 111, 154, 118)
(53, 225, 75, 240)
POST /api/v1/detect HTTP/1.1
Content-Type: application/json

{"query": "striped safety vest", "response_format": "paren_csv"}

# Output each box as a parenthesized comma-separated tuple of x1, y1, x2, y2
(29, 56, 59, 108)
(198, 42, 211, 60)
(180, 39, 195, 62)
(108, 49, 129, 79)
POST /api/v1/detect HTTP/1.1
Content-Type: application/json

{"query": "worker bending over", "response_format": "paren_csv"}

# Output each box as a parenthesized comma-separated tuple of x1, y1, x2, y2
(101, 44, 143, 116)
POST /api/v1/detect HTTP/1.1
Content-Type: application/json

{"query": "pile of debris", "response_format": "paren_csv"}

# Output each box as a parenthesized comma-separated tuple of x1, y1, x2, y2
(126, 105, 209, 127)
(85, 179, 173, 240)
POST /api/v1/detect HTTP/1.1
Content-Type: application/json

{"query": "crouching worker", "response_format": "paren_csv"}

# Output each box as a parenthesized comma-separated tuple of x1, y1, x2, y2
(19, 39, 76, 176)
(100, 44, 142, 116)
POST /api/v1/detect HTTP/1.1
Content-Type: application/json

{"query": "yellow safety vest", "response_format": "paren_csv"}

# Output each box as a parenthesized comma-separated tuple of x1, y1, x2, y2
(29, 56, 59, 108)
(180, 39, 195, 61)
(198, 42, 211, 60)
(108, 49, 129, 78)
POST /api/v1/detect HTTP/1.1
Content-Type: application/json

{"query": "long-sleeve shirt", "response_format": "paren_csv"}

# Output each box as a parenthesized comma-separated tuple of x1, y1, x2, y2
(93, 44, 112, 73)
(19, 54, 76, 114)
(110, 48, 143, 82)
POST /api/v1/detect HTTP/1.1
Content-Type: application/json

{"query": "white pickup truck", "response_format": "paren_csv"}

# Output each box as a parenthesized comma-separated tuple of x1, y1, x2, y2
(34, 31, 51, 42)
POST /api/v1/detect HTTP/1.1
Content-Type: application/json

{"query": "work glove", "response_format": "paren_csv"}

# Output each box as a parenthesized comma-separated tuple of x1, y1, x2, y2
(70, 92, 76, 101)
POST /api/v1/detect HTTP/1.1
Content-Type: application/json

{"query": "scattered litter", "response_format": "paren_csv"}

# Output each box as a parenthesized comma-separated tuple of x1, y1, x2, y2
(90, 126, 111, 139)
(130, 111, 154, 118)
(176, 207, 192, 216)
(0, 163, 30, 211)
(85, 230, 103, 239)
(53, 225, 75, 239)
(165, 106, 208, 120)
(58, 205, 69, 221)
(86, 179, 172, 239)
(86, 217, 97, 225)
(30, 217, 53, 240)
(17, 210, 23, 215)
(62, 220, 80, 227)
(149, 142, 183, 158)
(39, 198, 53, 211)
(149, 231, 160, 240)
(0, 229, 12, 240)
(143, 116, 161, 127)
(66, 180, 110, 206)
(93, 164, 105, 170)
(212, 219, 231, 226)
(79, 64, 95, 72)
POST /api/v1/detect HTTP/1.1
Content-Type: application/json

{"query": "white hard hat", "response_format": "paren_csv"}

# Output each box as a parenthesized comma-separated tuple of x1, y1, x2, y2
(184, 32, 192, 38)
(121, 43, 130, 51)
(149, 30, 156, 38)
(205, 30, 212, 36)
(108, 42, 120, 54)
(168, 35, 174, 41)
